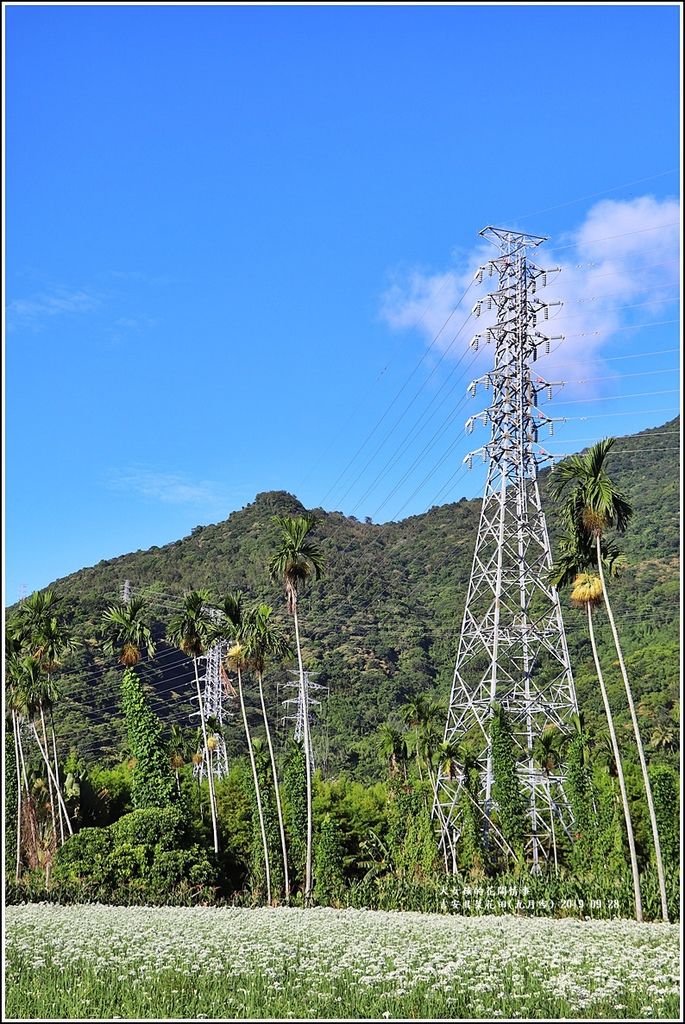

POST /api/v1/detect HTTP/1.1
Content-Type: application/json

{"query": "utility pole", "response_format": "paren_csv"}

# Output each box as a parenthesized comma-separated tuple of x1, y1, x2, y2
(435, 226, 578, 871)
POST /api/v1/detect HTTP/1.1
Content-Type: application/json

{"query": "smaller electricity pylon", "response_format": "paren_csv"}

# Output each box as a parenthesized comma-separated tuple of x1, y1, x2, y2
(190, 611, 234, 781)
(282, 670, 323, 769)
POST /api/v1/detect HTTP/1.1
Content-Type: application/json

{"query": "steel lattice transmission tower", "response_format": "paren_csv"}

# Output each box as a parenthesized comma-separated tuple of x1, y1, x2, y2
(282, 670, 322, 770)
(191, 612, 234, 781)
(435, 226, 579, 871)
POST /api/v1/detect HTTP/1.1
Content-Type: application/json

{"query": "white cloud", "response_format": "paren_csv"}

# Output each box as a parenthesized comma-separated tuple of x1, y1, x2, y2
(105, 468, 228, 509)
(380, 196, 680, 394)
(7, 287, 100, 328)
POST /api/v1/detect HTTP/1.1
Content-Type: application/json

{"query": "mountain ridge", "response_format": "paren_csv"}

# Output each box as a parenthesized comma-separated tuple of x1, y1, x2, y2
(19, 416, 680, 780)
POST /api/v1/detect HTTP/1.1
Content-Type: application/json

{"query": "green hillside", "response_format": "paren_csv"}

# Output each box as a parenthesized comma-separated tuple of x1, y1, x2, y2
(26, 416, 679, 781)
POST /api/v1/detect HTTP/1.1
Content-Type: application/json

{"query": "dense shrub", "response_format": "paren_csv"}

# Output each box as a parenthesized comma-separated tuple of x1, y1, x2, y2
(49, 806, 218, 903)
(650, 764, 679, 867)
(314, 814, 345, 905)
(5, 732, 18, 879)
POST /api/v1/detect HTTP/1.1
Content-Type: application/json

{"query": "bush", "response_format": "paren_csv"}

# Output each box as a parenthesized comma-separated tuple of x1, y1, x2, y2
(49, 806, 218, 904)
(110, 805, 186, 850)
(52, 825, 113, 885)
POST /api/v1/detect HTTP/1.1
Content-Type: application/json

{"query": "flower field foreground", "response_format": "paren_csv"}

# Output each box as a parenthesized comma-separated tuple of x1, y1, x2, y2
(5, 904, 680, 1020)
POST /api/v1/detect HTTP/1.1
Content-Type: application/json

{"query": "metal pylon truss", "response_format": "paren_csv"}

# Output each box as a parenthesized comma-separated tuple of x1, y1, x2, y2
(282, 670, 322, 770)
(436, 226, 579, 870)
(192, 638, 234, 781)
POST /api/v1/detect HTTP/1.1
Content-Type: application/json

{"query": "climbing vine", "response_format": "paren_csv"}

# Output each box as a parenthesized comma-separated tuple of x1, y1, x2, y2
(283, 742, 307, 893)
(650, 765, 679, 867)
(314, 814, 345, 905)
(490, 704, 526, 858)
(120, 667, 176, 810)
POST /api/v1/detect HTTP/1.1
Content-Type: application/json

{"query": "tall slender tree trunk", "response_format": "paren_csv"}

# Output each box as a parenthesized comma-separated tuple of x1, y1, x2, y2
(30, 722, 73, 836)
(16, 722, 31, 795)
(237, 667, 272, 904)
(16, 722, 40, 863)
(258, 669, 290, 902)
(12, 712, 23, 882)
(292, 599, 313, 904)
(596, 536, 669, 923)
(49, 708, 66, 845)
(197, 775, 204, 822)
(545, 773, 559, 876)
(193, 658, 219, 856)
(39, 704, 58, 850)
(586, 604, 642, 921)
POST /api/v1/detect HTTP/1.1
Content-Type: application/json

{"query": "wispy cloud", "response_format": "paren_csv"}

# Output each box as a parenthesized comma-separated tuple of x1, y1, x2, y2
(105, 468, 231, 509)
(7, 278, 163, 341)
(7, 287, 101, 329)
(380, 196, 680, 390)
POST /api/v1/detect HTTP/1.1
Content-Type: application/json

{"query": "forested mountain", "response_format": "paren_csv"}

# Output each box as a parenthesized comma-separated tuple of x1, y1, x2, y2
(22, 417, 679, 781)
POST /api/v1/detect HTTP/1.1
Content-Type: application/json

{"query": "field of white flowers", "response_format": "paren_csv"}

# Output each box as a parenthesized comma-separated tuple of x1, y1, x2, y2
(5, 904, 680, 1020)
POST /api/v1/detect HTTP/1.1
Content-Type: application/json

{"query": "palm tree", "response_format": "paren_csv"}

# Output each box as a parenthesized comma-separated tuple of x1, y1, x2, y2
(400, 695, 445, 783)
(568, 571, 642, 921)
(268, 514, 325, 905)
(166, 591, 220, 856)
(17, 591, 78, 846)
(415, 699, 446, 785)
(399, 698, 427, 781)
(29, 612, 79, 845)
(219, 592, 273, 905)
(377, 723, 409, 780)
(15, 655, 74, 839)
(244, 603, 295, 902)
(649, 720, 677, 753)
(553, 438, 669, 922)
(533, 725, 562, 875)
(101, 596, 156, 667)
(6, 620, 28, 879)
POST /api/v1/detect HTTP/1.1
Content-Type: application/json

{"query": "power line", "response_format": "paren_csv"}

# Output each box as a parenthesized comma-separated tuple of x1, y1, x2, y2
(296, 273, 459, 494)
(348, 339, 481, 515)
(549, 446, 679, 460)
(543, 430, 680, 446)
(500, 168, 678, 223)
(545, 296, 680, 324)
(64, 592, 679, 749)
(331, 265, 679, 515)
(544, 221, 680, 256)
(567, 251, 678, 273)
(561, 407, 678, 421)
(565, 368, 679, 384)
(597, 346, 678, 361)
(545, 332, 679, 360)
(333, 307, 476, 509)
(373, 385, 678, 520)
(553, 388, 679, 406)
(319, 279, 477, 507)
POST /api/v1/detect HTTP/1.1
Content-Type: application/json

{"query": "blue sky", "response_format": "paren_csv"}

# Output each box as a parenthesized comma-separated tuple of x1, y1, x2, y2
(5, 3, 681, 601)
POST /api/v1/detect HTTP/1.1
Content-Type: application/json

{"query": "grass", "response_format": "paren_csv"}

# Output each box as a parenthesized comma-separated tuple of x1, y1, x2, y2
(5, 904, 681, 1020)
